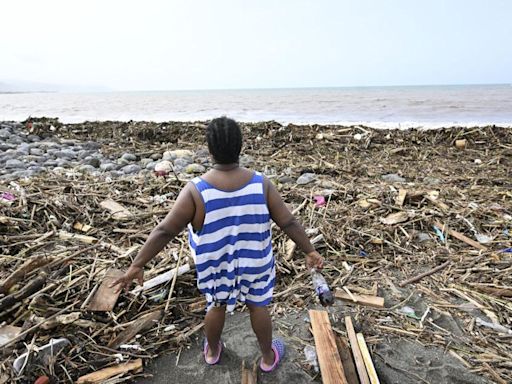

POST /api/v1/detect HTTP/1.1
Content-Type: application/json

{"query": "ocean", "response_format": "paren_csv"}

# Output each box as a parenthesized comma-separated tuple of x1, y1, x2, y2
(0, 84, 511, 128)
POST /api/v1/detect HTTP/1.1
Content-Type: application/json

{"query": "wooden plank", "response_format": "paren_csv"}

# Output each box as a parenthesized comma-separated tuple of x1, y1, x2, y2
(356, 333, 380, 384)
(86, 269, 125, 311)
(335, 291, 385, 308)
(309, 310, 348, 384)
(108, 310, 162, 348)
(434, 221, 487, 251)
(100, 199, 133, 221)
(335, 335, 360, 384)
(345, 316, 370, 384)
(76, 358, 142, 383)
(58, 230, 97, 244)
(241, 360, 258, 384)
(395, 189, 407, 207)
(131, 264, 191, 294)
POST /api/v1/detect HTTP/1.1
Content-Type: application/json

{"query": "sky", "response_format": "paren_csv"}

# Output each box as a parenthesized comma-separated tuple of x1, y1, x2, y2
(1, 0, 511, 91)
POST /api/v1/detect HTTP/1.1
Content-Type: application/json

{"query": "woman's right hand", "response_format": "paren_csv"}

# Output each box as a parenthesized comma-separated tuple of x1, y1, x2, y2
(110, 265, 144, 293)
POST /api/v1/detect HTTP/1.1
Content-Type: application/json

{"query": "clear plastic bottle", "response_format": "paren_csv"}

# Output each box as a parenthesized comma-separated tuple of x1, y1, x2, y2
(311, 268, 334, 306)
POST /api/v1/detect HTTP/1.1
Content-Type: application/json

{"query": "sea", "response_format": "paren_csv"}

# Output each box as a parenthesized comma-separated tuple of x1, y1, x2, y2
(0, 84, 511, 128)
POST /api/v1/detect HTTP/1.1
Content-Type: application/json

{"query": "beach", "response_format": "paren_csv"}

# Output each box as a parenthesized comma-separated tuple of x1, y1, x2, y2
(0, 118, 511, 383)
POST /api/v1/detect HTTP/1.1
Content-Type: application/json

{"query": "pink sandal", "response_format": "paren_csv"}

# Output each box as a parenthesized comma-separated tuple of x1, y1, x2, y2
(260, 338, 286, 372)
(203, 339, 223, 365)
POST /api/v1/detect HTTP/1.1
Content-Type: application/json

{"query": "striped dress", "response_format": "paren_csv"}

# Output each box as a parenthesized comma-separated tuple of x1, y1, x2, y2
(188, 171, 275, 313)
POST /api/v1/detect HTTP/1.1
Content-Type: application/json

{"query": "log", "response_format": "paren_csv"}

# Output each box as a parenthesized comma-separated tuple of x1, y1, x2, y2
(356, 333, 380, 384)
(345, 316, 370, 384)
(0, 255, 55, 294)
(335, 291, 384, 308)
(309, 310, 348, 384)
(335, 335, 360, 384)
(398, 260, 451, 287)
(86, 269, 125, 311)
(0, 272, 48, 312)
(434, 221, 487, 251)
(76, 358, 143, 383)
(58, 230, 97, 244)
(100, 199, 133, 221)
(108, 310, 163, 348)
(131, 264, 191, 294)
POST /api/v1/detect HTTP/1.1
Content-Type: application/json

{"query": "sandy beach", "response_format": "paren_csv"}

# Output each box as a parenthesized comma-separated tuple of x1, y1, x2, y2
(0, 118, 510, 383)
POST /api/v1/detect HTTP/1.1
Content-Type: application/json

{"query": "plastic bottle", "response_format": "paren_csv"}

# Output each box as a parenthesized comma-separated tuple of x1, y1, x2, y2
(311, 268, 334, 306)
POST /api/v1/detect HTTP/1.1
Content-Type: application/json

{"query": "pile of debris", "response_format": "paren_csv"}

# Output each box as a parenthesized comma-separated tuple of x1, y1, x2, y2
(0, 120, 511, 383)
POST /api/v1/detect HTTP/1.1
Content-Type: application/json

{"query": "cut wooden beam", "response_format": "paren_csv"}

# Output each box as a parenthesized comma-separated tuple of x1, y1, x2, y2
(335, 291, 384, 308)
(356, 333, 380, 384)
(345, 316, 370, 384)
(434, 221, 487, 251)
(76, 358, 143, 383)
(335, 335, 360, 384)
(309, 310, 348, 384)
(100, 199, 133, 221)
(241, 360, 258, 384)
(86, 269, 125, 311)
(108, 310, 162, 349)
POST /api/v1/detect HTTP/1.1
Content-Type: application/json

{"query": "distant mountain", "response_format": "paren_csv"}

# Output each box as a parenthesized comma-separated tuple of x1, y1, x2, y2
(0, 80, 110, 93)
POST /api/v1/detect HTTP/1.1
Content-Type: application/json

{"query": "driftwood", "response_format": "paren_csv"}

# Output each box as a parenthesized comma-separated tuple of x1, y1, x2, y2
(345, 316, 370, 384)
(108, 310, 163, 349)
(76, 358, 143, 383)
(398, 260, 451, 287)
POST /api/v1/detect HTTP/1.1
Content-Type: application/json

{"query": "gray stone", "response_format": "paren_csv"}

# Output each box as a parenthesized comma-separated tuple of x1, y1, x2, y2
(296, 173, 316, 185)
(17, 143, 30, 155)
(29, 148, 44, 156)
(150, 153, 162, 160)
(108, 170, 124, 178)
(26, 134, 41, 142)
(278, 175, 295, 184)
(195, 148, 210, 158)
(121, 164, 141, 174)
(424, 176, 441, 185)
(100, 163, 117, 172)
(79, 165, 96, 173)
(7, 135, 23, 145)
(5, 159, 26, 169)
(145, 161, 157, 170)
(57, 159, 70, 168)
(87, 158, 101, 168)
(381, 173, 406, 183)
(28, 166, 45, 173)
(121, 153, 137, 162)
(44, 160, 58, 167)
(55, 149, 77, 159)
(0, 143, 16, 151)
(162, 149, 194, 161)
(417, 232, 431, 242)
(117, 157, 131, 166)
(0, 128, 11, 139)
(140, 158, 153, 167)
(83, 141, 101, 150)
(173, 157, 192, 169)
(185, 163, 206, 174)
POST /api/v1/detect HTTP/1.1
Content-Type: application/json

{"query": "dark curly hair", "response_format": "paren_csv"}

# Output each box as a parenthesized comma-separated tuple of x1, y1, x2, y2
(206, 117, 242, 164)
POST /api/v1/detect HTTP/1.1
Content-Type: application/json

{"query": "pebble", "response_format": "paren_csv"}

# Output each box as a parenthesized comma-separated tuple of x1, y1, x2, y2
(29, 147, 44, 156)
(121, 164, 141, 174)
(163, 149, 194, 161)
(146, 161, 157, 171)
(5, 159, 26, 169)
(140, 158, 153, 167)
(381, 173, 406, 183)
(173, 157, 192, 169)
(100, 163, 117, 172)
(278, 175, 295, 184)
(121, 152, 137, 162)
(185, 163, 206, 174)
(296, 173, 316, 185)
(87, 158, 101, 168)
(79, 165, 96, 173)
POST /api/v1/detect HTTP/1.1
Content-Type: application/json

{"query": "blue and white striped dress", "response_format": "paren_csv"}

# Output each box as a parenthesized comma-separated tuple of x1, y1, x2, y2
(188, 171, 275, 313)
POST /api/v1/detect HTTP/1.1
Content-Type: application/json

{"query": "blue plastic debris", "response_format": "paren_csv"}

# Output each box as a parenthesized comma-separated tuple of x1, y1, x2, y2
(499, 248, 512, 253)
(359, 249, 368, 257)
(433, 226, 445, 243)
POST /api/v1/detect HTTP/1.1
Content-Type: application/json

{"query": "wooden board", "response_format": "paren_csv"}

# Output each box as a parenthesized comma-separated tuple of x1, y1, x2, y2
(356, 333, 380, 384)
(108, 310, 162, 348)
(335, 291, 385, 308)
(395, 189, 407, 207)
(86, 269, 125, 312)
(241, 360, 258, 384)
(345, 316, 370, 384)
(58, 230, 97, 244)
(309, 310, 348, 384)
(100, 199, 133, 221)
(76, 358, 142, 383)
(434, 221, 487, 251)
(335, 335, 360, 384)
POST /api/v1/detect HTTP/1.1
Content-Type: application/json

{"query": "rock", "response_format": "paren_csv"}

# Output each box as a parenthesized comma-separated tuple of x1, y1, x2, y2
(296, 173, 316, 185)
(7, 135, 23, 145)
(0, 143, 16, 151)
(239, 154, 254, 167)
(87, 158, 101, 168)
(140, 158, 153, 167)
(162, 149, 194, 161)
(185, 163, 206, 174)
(146, 161, 157, 171)
(154, 160, 172, 174)
(28, 165, 45, 173)
(83, 141, 101, 150)
(57, 160, 70, 168)
(29, 148, 44, 156)
(108, 170, 124, 178)
(0, 128, 11, 139)
(121, 164, 141, 174)
(424, 177, 441, 185)
(44, 160, 58, 167)
(55, 149, 77, 159)
(121, 153, 137, 162)
(100, 163, 117, 172)
(381, 173, 406, 183)
(26, 134, 41, 142)
(195, 148, 210, 158)
(278, 175, 295, 184)
(173, 157, 192, 169)
(5, 159, 26, 169)
(117, 157, 131, 166)
(79, 165, 96, 173)
(150, 153, 162, 160)
(417, 232, 431, 242)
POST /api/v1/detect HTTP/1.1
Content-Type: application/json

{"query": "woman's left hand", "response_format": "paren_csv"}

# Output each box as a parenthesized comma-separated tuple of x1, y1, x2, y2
(306, 251, 324, 270)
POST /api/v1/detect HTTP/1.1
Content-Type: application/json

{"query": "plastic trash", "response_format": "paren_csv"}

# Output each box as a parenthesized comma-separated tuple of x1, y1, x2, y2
(0, 192, 15, 206)
(311, 269, 334, 306)
(476, 318, 512, 335)
(13, 338, 70, 374)
(304, 345, 319, 372)
(313, 195, 326, 207)
(433, 226, 445, 243)
(499, 248, 512, 253)
(398, 306, 421, 320)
